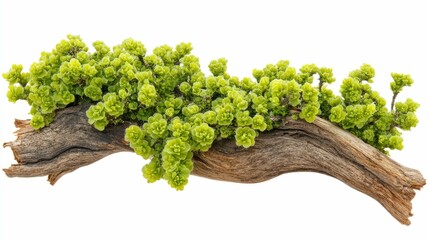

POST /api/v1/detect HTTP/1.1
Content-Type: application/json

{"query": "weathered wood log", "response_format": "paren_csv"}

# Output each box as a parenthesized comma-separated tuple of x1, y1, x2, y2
(2, 104, 425, 225)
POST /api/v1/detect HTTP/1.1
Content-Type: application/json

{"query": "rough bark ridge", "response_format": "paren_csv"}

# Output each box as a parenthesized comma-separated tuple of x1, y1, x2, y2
(3, 104, 425, 225)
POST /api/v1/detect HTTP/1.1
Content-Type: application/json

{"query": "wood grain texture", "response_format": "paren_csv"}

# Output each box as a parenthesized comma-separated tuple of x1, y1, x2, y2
(3, 104, 131, 184)
(3, 104, 425, 225)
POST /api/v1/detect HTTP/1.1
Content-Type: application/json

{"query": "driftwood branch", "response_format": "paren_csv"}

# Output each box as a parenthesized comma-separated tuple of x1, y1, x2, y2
(3, 104, 425, 225)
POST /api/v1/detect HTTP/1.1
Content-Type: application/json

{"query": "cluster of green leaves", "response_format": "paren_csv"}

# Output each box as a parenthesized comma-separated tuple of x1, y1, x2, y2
(3, 35, 419, 190)
(324, 64, 419, 151)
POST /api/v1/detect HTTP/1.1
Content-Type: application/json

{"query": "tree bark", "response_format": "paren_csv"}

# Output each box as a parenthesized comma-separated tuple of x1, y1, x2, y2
(3, 104, 425, 225)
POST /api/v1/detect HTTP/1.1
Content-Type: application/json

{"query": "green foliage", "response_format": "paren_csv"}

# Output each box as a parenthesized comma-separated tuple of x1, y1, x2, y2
(209, 58, 228, 76)
(394, 99, 419, 130)
(162, 138, 193, 190)
(3, 35, 420, 190)
(252, 114, 267, 131)
(86, 102, 107, 131)
(329, 105, 346, 123)
(144, 113, 168, 139)
(390, 73, 413, 93)
(7, 85, 25, 103)
(191, 123, 216, 151)
(235, 127, 257, 148)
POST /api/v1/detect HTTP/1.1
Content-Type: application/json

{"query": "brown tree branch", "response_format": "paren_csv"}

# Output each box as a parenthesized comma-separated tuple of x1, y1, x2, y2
(2, 104, 425, 225)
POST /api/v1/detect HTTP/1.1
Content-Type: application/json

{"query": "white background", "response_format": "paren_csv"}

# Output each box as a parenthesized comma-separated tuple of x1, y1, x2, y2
(1, 0, 428, 239)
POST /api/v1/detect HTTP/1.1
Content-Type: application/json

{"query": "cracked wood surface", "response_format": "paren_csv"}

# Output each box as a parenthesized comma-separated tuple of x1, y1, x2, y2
(3, 104, 425, 225)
